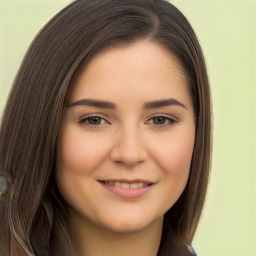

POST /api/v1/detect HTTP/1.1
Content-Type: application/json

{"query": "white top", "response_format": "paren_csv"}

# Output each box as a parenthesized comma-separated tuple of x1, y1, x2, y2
(187, 244, 199, 256)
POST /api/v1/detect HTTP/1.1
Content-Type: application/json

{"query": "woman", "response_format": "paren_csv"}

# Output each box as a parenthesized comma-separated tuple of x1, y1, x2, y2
(0, 0, 212, 255)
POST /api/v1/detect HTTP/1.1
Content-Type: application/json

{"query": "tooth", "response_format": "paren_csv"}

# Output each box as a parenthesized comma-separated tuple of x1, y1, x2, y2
(138, 183, 143, 188)
(109, 181, 115, 186)
(130, 183, 138, 189)
(115, 182, 122, 187)
(122, 182, 129, 188)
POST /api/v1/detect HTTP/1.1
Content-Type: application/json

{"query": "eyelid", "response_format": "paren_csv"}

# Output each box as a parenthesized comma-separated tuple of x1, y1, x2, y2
(145, 115, 178, 126)
(77, 113, 178, 127)
(78, 114, 110, 126)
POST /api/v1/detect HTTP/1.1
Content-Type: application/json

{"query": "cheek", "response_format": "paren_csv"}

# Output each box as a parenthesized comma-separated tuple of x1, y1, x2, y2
(149, 126, 195, 209)
(58, 125, 110, 175)
(168, 133, 195, 173)
(56, 124, 106, 206)
(152, 127, 195, 176)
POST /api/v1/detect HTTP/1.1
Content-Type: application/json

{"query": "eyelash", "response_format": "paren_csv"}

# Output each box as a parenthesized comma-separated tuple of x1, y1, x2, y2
(146, 116, 177, 126)
(78, 115, 109, 126)
(78, 115, 177, 128)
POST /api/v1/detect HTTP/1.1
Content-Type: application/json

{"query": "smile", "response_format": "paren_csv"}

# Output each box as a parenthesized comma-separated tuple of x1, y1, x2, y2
(101, 181, 150, 189)
(98, 179, 154, 198)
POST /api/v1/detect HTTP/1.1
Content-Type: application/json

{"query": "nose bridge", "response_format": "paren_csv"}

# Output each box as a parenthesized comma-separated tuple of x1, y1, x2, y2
(110, 122, 147, 166)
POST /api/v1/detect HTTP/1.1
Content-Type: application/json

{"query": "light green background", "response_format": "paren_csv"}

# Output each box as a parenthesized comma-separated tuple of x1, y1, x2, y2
(0, 1, 255, 255)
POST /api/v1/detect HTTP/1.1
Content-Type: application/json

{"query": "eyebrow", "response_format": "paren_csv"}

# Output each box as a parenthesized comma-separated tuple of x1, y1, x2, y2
(67, 98, 187, 110)
(68, 99, 115, 109)
(143, 98, 187, 110)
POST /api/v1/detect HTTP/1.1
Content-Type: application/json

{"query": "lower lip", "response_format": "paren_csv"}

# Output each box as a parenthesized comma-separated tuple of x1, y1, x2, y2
(99, 182, 154, 199)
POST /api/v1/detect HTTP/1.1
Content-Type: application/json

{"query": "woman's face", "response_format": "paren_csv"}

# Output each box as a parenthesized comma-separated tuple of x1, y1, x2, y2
(57, 41, 195, 234)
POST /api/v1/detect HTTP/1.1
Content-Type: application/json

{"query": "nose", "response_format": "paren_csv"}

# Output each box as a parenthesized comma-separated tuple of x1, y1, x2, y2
(110, 127, 147, 167)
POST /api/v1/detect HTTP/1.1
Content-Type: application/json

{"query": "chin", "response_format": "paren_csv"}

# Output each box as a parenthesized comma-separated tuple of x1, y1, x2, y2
(98, 214, 163, 235)
(106, 223, 146, 234)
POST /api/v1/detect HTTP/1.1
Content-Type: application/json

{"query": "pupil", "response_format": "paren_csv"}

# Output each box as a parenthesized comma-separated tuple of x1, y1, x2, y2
(89, 117, 101, 124)
(154, 117, 165, 124)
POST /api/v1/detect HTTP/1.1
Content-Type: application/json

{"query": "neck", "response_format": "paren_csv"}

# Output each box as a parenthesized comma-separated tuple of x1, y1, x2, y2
(68, 209, 163, 256)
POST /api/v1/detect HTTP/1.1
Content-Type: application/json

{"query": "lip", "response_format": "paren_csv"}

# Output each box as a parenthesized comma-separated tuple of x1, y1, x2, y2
(98, 179, 154, 199)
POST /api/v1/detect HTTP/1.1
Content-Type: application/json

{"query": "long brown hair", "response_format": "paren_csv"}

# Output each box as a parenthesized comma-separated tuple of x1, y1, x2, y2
(0, 0, 212, 255)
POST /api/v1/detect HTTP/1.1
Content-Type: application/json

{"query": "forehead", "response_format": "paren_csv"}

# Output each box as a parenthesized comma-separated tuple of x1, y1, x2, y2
(67, 41, 192, 109)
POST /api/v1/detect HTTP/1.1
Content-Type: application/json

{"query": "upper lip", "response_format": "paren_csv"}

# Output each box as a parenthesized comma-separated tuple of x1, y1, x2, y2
(98, 179, 154, 185)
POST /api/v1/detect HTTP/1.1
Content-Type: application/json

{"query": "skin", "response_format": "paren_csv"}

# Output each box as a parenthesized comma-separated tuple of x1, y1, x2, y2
(57, 40, 195, 256)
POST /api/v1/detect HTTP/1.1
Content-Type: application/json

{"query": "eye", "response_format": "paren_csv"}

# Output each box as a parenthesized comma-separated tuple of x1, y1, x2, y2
(147, 116, 177, 126)
(79, 116, 108, 126)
